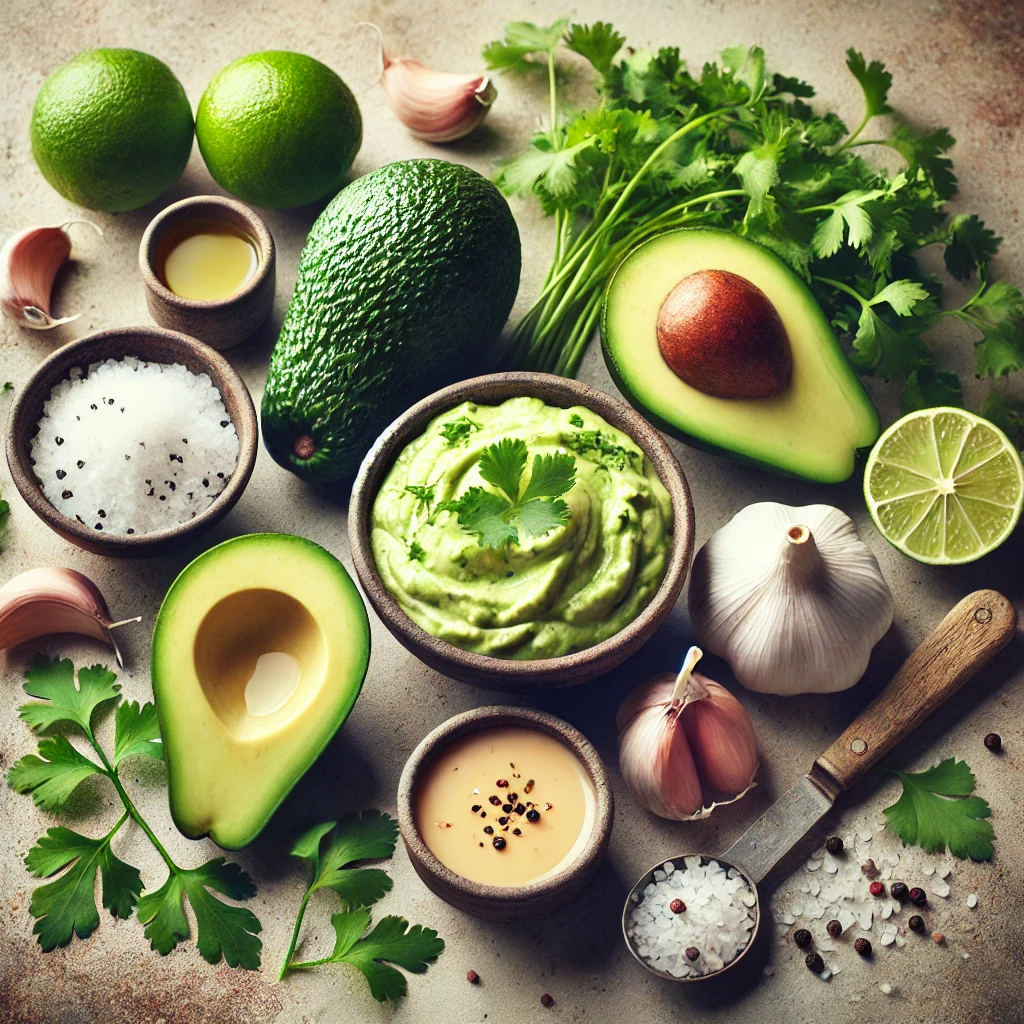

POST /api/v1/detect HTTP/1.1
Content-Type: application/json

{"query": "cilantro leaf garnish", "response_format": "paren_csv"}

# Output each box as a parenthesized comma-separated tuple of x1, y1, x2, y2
(6, 657, 262, 967)
(404, 484, 435, 504)
(883, 758, 994, 861)
(439, 415, 480, 448)
(565, 429, 639, 470)
(483, 19, 568, 71)
(280, 815, 443, 999)
(439, 439, 576, 549)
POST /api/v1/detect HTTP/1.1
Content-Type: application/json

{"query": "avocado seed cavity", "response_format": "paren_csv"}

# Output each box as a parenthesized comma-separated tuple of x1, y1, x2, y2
(656, 269, 792, 400)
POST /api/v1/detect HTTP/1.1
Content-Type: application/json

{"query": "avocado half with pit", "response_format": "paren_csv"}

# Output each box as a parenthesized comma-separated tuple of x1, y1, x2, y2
(601, 229, 879, 483)
(152, 533, 370, 849)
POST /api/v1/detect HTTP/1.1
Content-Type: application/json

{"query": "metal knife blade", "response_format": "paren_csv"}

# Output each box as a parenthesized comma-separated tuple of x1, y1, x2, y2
(723, 775, 835, 885)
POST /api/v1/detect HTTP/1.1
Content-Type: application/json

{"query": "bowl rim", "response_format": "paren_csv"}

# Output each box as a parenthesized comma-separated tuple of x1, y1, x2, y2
(348, 371, 694, 685)
(138, 194, 275, 312)
(397, 704, 614, 903)
(5, 326, 258, 555)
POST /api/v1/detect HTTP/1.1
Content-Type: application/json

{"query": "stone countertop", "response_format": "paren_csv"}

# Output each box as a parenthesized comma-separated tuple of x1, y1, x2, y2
(1, 1, 1022, 1022)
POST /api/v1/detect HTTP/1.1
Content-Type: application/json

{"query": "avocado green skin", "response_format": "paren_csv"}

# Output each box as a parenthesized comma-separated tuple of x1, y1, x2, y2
(196, 51, 361, 209)
(31, 49, 194, 212)
(261, 159, 522, 485)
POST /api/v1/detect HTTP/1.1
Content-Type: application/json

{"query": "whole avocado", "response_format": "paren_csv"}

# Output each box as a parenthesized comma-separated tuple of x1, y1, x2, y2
(261, 159, 521, 484)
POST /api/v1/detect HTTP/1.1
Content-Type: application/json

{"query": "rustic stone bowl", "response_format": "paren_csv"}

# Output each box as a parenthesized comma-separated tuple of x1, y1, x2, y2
(5, 326, 258, 558)
(139, 195, 275, 350)
(348, 372, 694, 691)
(398, 705, 614, 920)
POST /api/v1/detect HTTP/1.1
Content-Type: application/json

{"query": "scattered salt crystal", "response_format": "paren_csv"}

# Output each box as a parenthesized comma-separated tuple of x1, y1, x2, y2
(819, 941, 836, 953)
(664, 862, 674, 874)
(810, 882, 820, 897)
(654, 870, 666, 881)
(922, 863, 935, 876)
(783, 913, 795, 925)
(881, 933, 896, 947)
(895, 936, 906, 948)
(962, 953, 971, 960)
(806, 859, 822, 872)
(859, 829, 873, 842)
(831, 964, 842, 976)
(820, 968, 832, 981)
(791, 904, 803, 917)
(823, 859, 839, 875)
(881, 902, 894, 920)
(31, 358, 239, 535)
(849, 993, 861, 1002)
(966, 894, 978, 909)
(931, 881, 950, 898)
(879, 983, 893, 995)
(800, 883, 811, 894)
(857, 907, 873, 931)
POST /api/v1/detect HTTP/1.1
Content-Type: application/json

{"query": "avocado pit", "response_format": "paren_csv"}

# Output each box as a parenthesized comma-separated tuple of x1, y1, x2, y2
(656, 269, 792, 400)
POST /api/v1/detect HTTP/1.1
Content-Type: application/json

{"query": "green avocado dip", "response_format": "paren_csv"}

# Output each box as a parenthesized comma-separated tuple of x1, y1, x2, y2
(370, 397, 673, 660)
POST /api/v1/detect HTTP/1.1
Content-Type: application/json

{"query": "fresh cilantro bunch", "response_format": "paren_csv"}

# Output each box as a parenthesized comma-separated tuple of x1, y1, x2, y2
(280, 814, 444, 1002)
(883, 757, 994, 861)
(485, 21, 1024, 445)
(7, 656, 262, 968)
(438, 437, 576, 549)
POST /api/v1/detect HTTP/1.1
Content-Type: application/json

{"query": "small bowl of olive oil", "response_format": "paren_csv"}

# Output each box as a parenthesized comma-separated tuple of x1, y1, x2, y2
(140, 195, 275, 350)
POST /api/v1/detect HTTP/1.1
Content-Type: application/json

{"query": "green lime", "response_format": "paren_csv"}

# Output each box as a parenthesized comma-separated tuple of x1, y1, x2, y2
(864, 407, 1024, 565)
(196, 51, 361, 209)
(31, 49, 194, 212)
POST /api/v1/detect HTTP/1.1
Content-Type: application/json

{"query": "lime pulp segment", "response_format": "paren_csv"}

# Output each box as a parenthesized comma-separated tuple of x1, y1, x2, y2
(865, 408, 1024, 564)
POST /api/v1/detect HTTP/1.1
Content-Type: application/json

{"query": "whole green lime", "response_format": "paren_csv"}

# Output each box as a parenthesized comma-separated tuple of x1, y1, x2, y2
(196, 52, 362, 209)
(31, 49, 194, 212)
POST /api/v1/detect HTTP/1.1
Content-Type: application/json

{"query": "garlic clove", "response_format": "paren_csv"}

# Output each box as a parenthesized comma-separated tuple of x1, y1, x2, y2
(0, 221, 101, 330)
(0, 567, 140, 667)
(365, 25, 496, 143)
(681, 675, 759, 796)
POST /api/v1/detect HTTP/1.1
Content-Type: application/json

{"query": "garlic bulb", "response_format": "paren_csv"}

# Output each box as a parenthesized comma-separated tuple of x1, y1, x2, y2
(0, 567, 140, 667)
(366, 25, 496, 142)
(688, 502, 894, 696)
(0, 221, 101, 329)
(617, 646, 759, 820)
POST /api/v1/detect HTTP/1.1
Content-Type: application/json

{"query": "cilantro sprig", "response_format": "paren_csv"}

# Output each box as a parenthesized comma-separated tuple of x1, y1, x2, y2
(883, 757, 994, 862)
(438, 438, 576, 549)
(487, 21, 1024, 435)
(279, 814, 444, 1002)
(6, 656, 262, 967)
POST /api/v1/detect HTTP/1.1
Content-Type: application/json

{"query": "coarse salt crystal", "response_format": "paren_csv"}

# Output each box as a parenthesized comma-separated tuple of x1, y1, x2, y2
(966, 894, 978, 909)
(879, 983, 893, 995)
(931, 881, 950, 898)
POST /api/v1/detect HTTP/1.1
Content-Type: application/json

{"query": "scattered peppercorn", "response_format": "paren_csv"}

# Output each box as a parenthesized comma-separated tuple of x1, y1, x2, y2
(984, 732, 1002, 752)
(891, 882, 909, 901)
(466, 970, 480, 984)
(541, 993, 554, 1007)
(805, 952, 825, 973)
(908, 915, 925, 932)
(685, 947, 700, 962)
(492, 837, 506, 850)
(514, 803, 526, 815)
(869, 881, 885, 897)
(854, 938, 872, 957)
(508, 792, 519, 803)
(483, 826, 494, 835)
(498, 816, 508, 826)
(471, 804, 481, 813)
(489, 795, 502, 806)
(670, 899, 685, 914)
(496, 779, 509, 788)
(793, 928, 812, 948)
(526, 809, 541, 822)
(908, 887, 927, 906)
(861, 859, 878, 878)
(826, 919, 842, 939)
(524, 779, 535, 793)
(932, 932, 944, 944)
(825, 836, 844, 855)
(512, 828, 522, 836)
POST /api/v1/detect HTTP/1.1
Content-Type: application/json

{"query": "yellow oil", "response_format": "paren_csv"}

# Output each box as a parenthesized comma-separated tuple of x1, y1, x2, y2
(159, 218, 258, 301)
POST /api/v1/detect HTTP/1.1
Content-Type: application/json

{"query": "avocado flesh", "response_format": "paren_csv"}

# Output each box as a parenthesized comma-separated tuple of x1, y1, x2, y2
(151, 533, 370, 849)
(261, 158, 521, 485)
(601, 229, 879, 483)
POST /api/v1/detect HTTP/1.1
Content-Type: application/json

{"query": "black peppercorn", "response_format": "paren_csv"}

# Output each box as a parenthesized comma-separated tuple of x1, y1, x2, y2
(854, 938, 872, 957)
(498, 816, 508, 825)
(908, 887, 927, 906)
(890, 882, 909, 901)
(984, 732, 1002, 752)
(512, 828, 522, 836)
(793, 928, 812, 948)
(483, 826, 494, 835)
(685, 947, 700, 962)
(805, 952, 825, 973)
(541, 993, 554, 1007)
(502, 803, 513, 813)
(489, 795, 501, 806)
(908, 915, 925, 932)
(515, 803, 526, 815)
(492, 836, 506, 850)
(825, 836, 844, 855)
(508, 792, 518, 803)
(471, 804, 481, 813)
(826, 919, 842, 939)
(526, 809, 541, 823)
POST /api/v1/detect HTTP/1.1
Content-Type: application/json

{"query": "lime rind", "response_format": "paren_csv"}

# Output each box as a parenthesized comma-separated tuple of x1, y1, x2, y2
(864, 406, 1024, 565)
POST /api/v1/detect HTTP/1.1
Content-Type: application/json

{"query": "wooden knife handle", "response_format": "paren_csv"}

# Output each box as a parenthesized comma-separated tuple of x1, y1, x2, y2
(809, 590, 1017, 800)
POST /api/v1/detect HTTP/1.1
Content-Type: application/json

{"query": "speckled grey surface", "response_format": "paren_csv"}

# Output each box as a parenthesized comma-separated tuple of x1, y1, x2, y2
(1, 2, 1023, 1022)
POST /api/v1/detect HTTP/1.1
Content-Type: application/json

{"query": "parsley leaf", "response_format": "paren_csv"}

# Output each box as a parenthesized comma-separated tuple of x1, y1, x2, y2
(944, 214, 1000, 281)
(440, 439, 575, 549)
(883, 758, 994, 861)
(845, 48, 892, 121)
(439, 415, 480, 448)
(564, 22, 625, 76)
(8, 735, 103, 811)
(483, 19, 567, 71)
(113, 700, 163, 766)
(887, 124, 957, 200)
(951, 279, 1024, 379)
(19, 656, 120, 735)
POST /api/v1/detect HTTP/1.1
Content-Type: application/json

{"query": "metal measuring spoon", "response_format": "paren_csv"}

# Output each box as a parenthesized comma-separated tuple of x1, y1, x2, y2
(623, 589, 1016, 982)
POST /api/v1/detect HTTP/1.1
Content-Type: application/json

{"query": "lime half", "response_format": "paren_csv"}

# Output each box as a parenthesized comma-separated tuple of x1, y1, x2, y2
(864, 407, 1024, 565)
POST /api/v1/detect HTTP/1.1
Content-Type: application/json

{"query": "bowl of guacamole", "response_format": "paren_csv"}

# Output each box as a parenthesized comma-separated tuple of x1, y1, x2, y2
(349, 373, 694, 690)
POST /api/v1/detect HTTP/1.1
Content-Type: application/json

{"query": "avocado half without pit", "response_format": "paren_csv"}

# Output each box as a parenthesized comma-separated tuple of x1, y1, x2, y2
(152, 533, 370, 849)
(602, 229, 879, 483)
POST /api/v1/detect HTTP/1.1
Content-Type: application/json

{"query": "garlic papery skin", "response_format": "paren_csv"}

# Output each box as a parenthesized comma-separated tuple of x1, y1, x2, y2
(0, 567, 140, 667)
(0, 221, 100, 329)
(617, 646, 759, 821)
(368, 28, 496, 143)
(688, 502, 895, 696)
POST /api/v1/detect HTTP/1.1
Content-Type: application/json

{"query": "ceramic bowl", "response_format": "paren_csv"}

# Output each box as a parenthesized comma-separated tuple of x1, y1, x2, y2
(348, 371, 694, 691)
(5, 326, 258, 558)
(397, 705, 614, 920)
(139, 195, 275, 350)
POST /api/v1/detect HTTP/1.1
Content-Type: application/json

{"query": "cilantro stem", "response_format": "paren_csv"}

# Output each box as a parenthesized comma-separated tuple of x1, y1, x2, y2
(279, 886, 314, 980)
(285, 956, 333, 970)
(815, 276, 870, 308)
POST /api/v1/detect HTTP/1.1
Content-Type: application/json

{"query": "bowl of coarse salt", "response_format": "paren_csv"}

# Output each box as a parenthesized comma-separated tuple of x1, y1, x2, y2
(6, 327, 258, 557)
(622, 855, 760, 981)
